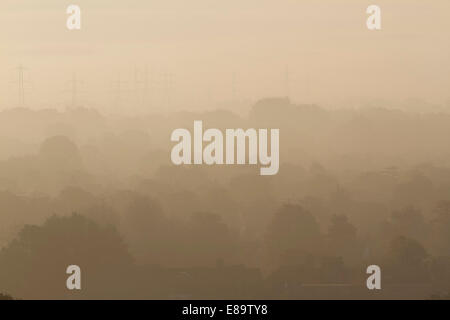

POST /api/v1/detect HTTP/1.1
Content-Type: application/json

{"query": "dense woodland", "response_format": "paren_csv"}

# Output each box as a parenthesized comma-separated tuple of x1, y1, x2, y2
(0, 98, 450, 299)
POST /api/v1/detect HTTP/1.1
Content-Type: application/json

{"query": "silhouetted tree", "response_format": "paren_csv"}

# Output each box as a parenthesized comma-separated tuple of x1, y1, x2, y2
(0, 213, 133, 299)
(384, 236, 429, 283)
(381, 206, 428, 245)
(326, 214, 360, 265)
(265, 204, 322, 267)
(430, 201, 450, 256)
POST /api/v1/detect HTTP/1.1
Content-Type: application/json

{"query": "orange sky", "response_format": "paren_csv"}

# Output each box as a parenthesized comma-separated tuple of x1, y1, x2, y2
(1, 0, 449, 112)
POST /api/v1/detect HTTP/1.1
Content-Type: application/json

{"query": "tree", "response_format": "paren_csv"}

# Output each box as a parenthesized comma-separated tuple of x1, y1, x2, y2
(384, 236, 429, 283)
(380, 206, 428, 245)
(0, 213, 133, 299)
(328, 214, 357, 245)
(39, 135, 82, 170)
(430, 201, 450, 256)
(265, 204, 322, 267)
(185, 212, 239, 266)
(326, 214, 360, 264)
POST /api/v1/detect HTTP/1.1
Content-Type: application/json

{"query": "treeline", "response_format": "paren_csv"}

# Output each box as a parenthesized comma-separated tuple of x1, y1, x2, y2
(0, 98, 450, 299)
(0, 203, 449, 299)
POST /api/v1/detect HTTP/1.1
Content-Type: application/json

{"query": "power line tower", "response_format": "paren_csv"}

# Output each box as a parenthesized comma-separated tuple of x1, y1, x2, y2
(133, 66, 153, 108)
(161, 71, 174, 108)
(133, 66, 139, 96)
(284, 66, 290, 98)
(142, 66, 157, 108)
(67, 72, 83, 109)
(232, 72, 237, 101)
(142, 66, 150, 107)
(111, 73, 128, 109)
(133, 66, 142, 106)
(16, 64, 27, 107)
(206, 85, 212, 106)
(301, 51, 319, 103)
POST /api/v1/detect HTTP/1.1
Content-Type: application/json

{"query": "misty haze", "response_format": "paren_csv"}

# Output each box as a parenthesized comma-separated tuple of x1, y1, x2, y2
(0, 0, 450, 300)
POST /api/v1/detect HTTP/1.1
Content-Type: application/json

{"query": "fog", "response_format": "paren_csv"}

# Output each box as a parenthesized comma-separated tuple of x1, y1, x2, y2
(0, 1, 450, 300)
(1, 0, 450, 112)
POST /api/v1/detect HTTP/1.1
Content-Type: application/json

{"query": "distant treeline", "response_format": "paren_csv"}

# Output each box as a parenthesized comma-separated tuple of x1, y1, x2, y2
(0, 98, 449, 299)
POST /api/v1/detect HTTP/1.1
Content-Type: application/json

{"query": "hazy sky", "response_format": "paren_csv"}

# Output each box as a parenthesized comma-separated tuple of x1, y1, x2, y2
(1, 0, 450, 112)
